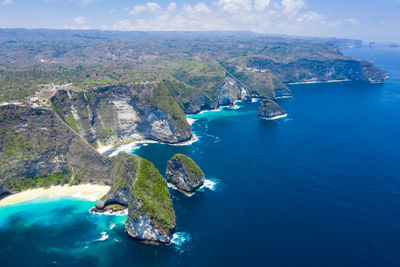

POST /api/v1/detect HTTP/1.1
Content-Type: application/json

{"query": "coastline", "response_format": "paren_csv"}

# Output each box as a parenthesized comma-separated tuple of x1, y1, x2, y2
(287, 79, 350, 85)
(0, 184, 110, 207)
(98, 99, 249, 156)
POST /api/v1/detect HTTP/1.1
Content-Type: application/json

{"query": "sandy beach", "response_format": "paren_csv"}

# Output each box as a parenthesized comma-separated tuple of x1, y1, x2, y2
(0, 184, 110, 207)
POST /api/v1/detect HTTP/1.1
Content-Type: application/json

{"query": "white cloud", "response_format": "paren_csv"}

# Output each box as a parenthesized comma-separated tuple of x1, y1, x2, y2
(282, 0, 305, 16)
(254, 0, 270, 10)
(103, 0, 360, 37)
(346, 18, 359, 25)
(0, 0, 14, 6)
(72, 16, 88, 24)
(70, 0, 99, 6)
(64, 16, 89, 29)
(129, 2, 161, 15)
(109, 8, 116, 14)
(166, 2, 176, 12)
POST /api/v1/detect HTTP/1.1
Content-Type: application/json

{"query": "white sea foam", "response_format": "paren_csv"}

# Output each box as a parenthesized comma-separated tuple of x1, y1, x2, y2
(170, 133, 199, 146)
(260, 113, 288, 120)
(171, 232, 191, 249)
(252, 98, 261, 103)
(200, 177, 219, 191)
(110, 224, 116, 230)
(109, 140, 157, 157)
(71, 192, 100, 202)
(275, 95, 292, 99)
(287, 79, 350, 85)
(186, 117, 197, 125)
(95, 232, 109, 242)
(90, 209, 128, 216)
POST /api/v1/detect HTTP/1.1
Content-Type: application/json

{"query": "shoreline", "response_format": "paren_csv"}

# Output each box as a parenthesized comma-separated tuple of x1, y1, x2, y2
(98, 99, 249, 156)
(287, 79, 350, 85)
(0, 184, 110, 207)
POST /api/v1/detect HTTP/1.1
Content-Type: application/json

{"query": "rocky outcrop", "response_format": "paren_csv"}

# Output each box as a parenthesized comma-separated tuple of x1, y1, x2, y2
(50, 84, 192, 149)
(93, 152, 175, 244)
(125, 157, 175, 244)
(258, 99, 287, 119)
(166, 154, 205, 194)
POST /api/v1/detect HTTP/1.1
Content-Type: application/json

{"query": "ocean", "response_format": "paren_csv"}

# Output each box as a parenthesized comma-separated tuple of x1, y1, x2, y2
(1, 45, 400, 266)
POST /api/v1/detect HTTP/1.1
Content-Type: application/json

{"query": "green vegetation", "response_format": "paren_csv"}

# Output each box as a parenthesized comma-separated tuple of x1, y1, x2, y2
(65, 114, 79, 132)
(105, 204, 126, 211)
(69, 171, 84, 186)
(172, 154, 204, 182)
(152, 82, 191, 137)
(1, 133, 33, 159)
(99, 127, 115, 138)
(131, 158, 175, 233)
(6, 171, 71, 192)
(172, 60, 225, 103)
(0, 30, 384, 103)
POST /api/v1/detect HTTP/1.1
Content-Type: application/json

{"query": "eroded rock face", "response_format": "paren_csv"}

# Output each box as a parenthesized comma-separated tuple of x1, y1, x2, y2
(50, 84, 191, 147)
(165, 154, 205, 194)
(258, 99, 286, 119)
(125, 215, 171, 244)
(95, 188, 130, 210)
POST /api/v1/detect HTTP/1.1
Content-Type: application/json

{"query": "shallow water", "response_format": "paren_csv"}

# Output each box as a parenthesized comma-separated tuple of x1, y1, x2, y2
(1, 45, 400, 266)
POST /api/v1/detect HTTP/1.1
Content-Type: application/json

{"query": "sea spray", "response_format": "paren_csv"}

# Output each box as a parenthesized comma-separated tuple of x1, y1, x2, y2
(89, 209, 128, 216)
(171, 232, 191, 252)
(108, 141, 158, 157)
(200, 177, 220, 191)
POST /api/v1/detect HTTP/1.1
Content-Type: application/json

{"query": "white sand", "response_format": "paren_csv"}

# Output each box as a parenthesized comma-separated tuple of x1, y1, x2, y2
(97, 144, 114, 154)
(0, 184, 110, 207)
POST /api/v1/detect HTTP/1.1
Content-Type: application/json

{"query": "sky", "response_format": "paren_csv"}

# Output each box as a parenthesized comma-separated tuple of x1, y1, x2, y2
(0, 0, 399, 42)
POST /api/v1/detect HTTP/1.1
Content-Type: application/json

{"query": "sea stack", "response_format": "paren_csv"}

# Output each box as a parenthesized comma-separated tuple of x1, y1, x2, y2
(166, 154, 205, 195)
(258, 99, 287, 120)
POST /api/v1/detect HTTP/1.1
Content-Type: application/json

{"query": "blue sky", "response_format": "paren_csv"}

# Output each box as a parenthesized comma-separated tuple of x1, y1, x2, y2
(0, 0, 399, 41)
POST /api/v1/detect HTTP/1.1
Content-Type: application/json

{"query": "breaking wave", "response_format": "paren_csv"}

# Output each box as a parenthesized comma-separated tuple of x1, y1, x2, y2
(95, 232, 109, 242)
(171, 232, 191, 251)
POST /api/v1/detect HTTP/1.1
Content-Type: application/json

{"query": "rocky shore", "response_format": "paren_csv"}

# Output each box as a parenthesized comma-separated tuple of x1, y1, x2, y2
(166, 154, 205, 195)
(258, 99, 287, 120)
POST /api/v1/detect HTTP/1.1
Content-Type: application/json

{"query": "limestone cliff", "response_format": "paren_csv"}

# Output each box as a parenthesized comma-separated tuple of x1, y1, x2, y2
(125, 156, 175, 244)
(246, 57, 386, 83)
(50, 84, 192, 149)
(165, 154, 205, 195)
(258, 99, 287, 119)
(93, 152, 175, 244)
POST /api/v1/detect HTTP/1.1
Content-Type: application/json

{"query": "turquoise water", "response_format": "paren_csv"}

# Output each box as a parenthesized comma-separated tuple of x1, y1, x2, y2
(1, 45, 400, 266)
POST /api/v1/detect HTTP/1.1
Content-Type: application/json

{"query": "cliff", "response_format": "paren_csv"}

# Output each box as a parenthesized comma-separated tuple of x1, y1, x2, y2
(125, 157, 175, 244)
(246, 57, 386, 83)
(50, 84, 192, 148)
(165, 154, 205, 195)
(258, 99, 287, 119)
(0, 105, 175, 244)
(0, 104, 113, 197)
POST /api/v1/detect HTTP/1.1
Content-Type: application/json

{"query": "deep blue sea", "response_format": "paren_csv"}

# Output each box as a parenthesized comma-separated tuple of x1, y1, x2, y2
(1, 46, 400, 266)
